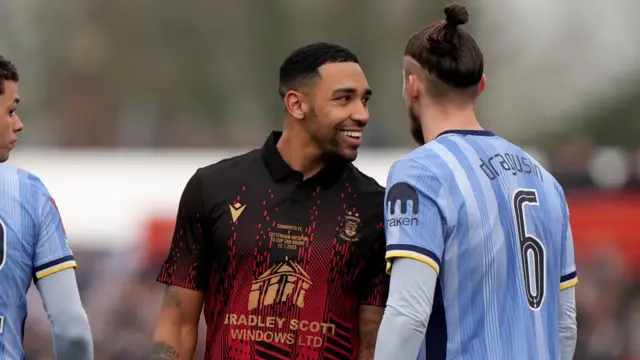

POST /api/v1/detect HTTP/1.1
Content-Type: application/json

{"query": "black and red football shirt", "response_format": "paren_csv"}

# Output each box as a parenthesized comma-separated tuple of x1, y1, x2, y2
(157, 131, 389, 360)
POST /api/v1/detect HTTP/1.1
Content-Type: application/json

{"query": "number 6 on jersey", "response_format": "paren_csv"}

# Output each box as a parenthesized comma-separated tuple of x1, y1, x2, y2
(513, 189, 546, 310)
(0, 220, 6, 270)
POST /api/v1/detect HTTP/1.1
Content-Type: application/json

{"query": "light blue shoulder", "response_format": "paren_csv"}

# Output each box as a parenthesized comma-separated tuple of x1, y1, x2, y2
(0, 164, 48, 195)
(390, 144, 448, 179)
(399, 143, 443, 161)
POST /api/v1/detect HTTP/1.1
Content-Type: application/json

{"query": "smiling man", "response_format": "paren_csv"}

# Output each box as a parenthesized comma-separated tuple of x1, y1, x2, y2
(151, 43, 389, 360)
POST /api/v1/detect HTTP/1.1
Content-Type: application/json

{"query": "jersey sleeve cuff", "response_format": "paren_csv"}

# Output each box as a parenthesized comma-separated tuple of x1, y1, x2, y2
(33, 255, 77, 280)
(385, 244, 441, 276)
(156, 273, 205, 293)
(560, 271, 578, 290)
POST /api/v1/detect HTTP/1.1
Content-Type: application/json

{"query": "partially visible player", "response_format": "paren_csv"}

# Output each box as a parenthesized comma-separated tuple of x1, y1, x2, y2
(0, 55, 93, 360)
(375, 4, 578, 360)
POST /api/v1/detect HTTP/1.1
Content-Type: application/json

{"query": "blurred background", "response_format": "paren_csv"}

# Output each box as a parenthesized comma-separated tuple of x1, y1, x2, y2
(1, 0, 639, 359)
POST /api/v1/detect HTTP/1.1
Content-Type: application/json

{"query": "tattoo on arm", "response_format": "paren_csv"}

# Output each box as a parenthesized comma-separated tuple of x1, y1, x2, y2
(150, 341, 180, 360)
(358, 305, 384, 360)
(162, 286, 182, 308)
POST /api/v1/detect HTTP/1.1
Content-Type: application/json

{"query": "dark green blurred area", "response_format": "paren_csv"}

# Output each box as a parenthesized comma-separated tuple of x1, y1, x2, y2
(1, 0, 638, 150)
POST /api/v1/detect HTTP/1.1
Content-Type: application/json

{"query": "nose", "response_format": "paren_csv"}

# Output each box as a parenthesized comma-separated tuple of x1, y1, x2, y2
(13, 115, 24, 132)
(351, 102, 370, 125)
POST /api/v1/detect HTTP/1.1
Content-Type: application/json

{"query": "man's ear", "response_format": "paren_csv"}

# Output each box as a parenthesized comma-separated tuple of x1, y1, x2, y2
(402, 56, 425, 99)
(283, 90, 306, 120)
(478, 73, 487, 95)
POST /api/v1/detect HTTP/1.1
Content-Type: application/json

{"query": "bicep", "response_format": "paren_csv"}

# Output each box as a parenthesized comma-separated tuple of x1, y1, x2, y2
(36, 268, 85, 317)
(386, 258, 437, 325)
(385, 160, 447, 276)
(157, 171, 212, 291)
(559, 196, 578, 289)
(33, 184, 77, 279)
(359, 227, 390, 307)
(560, 225, 578, 290)
(559, 287, 577, 327)
(374, 259, 437, 360)
(155, 285, 204, 329)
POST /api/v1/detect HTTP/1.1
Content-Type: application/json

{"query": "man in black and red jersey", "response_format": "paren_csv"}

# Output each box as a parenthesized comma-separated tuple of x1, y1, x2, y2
(150, 42, 389, 360)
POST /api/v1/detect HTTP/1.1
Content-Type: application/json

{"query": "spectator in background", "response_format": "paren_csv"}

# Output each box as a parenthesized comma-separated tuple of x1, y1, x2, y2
(552, 135, 597, 190)
(624, 149, 640, 191)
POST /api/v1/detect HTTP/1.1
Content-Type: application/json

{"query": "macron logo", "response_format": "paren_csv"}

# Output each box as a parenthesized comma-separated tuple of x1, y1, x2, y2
(386, 182, 419, 227)
(229, 202, 247, 223)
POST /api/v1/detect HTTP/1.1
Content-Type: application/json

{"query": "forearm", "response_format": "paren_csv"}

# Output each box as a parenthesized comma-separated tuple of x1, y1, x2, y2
(374, 258, 437, 360)
(151, 286, 202, 360)
(358, 305, 384, 360)
(51, 316, 93, 360)
(559, 287, 578, 360)
(36, 269, 93, 360)
(376, 306, 427, 360)
(151, 326, 198, 360)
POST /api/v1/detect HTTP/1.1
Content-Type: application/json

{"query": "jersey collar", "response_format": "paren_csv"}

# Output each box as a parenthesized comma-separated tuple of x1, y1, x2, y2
(436, 129, 496, 138)
(261, 131, 347, 187)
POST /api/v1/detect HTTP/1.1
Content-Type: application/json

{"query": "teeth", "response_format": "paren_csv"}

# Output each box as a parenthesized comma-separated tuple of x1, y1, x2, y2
(341, 131, 361, 139)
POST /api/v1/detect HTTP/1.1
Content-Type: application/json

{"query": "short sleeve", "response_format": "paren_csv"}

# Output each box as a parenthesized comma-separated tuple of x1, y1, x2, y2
(32, 179, 77, 281)
(358, 226, 390, 307)
(385, 159, 446, 276)
(156, 170, 212, 292)
(560, 201, 578, 290)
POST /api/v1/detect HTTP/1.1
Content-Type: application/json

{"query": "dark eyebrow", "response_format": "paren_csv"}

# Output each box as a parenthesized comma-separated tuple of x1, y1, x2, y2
(331, 87, 373, 97)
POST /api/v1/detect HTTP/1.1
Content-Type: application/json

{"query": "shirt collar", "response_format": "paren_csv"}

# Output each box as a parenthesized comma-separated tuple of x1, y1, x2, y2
(261, 131, 347, 187)
(436, 129, 495, 138)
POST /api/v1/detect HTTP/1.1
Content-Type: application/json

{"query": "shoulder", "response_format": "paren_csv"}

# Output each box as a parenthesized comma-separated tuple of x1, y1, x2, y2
(386, 151, 452, 213)
(388, 147, 442, 185)
(0, 164, 49, 197)
(0, 165, 52, 228)
(194, 149, 263, 185)
(183, 149, 263, 209)
(345, 163, 385, 200)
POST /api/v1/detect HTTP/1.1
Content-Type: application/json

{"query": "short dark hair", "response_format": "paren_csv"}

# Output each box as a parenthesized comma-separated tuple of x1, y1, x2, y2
(0, 55, 19, 96)
(404, 4, 483, 96)
(278, 42, 359, 98)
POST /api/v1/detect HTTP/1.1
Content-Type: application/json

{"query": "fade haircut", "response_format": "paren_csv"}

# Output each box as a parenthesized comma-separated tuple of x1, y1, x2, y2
(404, 4, 484, 98)
(0, 55, 19, 96)
(278, 42, 359, 98)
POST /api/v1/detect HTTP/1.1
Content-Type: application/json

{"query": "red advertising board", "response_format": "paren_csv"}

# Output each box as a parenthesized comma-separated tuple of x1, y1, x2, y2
(146, 192, 640, 272)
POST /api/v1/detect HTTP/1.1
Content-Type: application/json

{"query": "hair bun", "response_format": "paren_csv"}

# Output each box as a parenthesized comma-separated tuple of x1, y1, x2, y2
(444, 4, 469, 27)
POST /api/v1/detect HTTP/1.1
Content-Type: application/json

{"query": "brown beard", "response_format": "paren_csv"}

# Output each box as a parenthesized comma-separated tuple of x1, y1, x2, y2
(409, 107, 425, 146)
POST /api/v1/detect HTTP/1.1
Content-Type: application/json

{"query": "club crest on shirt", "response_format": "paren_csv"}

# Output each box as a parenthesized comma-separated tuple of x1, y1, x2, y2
(339, 211, 361, 242)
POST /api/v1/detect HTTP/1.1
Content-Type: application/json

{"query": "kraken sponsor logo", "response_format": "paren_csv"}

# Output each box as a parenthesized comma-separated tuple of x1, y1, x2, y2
(248, 257, 312, 310)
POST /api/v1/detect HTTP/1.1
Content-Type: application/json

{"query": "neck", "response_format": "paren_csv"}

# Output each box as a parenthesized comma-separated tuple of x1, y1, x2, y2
(419, 103, 483, 143)
(277, 123, 325, 179)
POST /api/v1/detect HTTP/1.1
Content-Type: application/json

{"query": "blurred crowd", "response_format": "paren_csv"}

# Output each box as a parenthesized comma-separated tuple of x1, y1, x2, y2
(18, 136, 640, 360)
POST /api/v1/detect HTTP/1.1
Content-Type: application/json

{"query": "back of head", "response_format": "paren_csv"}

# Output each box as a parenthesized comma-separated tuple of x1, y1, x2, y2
(0, 55, 19, 95)
(278, 42, 359, 98)
(404, 4, 484, 99)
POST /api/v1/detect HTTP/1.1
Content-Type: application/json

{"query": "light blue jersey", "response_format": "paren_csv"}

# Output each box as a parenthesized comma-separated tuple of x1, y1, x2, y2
(0, 164, 76, 360)
(384, 130, 578, 360)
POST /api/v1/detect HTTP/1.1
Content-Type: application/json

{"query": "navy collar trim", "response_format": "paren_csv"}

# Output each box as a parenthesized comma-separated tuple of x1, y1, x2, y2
(436, 129, 495, 138)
